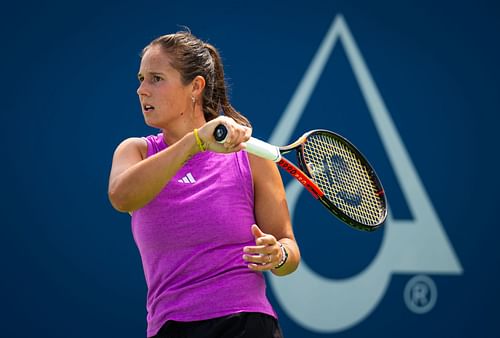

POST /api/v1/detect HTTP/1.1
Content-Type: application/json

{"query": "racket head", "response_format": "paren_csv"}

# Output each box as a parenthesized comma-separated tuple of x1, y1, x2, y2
(296, 130, 387, 231)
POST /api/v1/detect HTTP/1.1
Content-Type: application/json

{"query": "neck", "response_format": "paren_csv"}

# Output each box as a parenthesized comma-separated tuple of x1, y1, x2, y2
(161, 108, 206, 146)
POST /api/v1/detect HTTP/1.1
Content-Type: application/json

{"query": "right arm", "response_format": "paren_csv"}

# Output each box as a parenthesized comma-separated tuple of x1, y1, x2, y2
(108, 132, 200, 213)
(108, 117, 251, 213)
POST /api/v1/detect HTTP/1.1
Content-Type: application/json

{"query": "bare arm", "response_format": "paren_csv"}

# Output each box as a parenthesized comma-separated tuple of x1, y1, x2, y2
(108, 132, 200, 212)
(244, 154, 301, 276)
(108, 117, 252, 213)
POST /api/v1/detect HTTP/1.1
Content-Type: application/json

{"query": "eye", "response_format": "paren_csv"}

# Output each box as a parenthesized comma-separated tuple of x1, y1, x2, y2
(137, 75, 144, 82)
(152, 75, 163, 82)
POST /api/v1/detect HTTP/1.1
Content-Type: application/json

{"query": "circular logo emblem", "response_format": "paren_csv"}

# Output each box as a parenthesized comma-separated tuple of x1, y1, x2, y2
(404, 275, 438, 314)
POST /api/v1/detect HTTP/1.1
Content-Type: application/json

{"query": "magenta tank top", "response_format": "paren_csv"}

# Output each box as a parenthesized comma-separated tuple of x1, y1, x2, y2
(131, 133, 276, 337)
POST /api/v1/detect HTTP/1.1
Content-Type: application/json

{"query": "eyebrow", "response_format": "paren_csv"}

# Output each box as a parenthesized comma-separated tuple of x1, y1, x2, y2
(137, 71, 165, 78)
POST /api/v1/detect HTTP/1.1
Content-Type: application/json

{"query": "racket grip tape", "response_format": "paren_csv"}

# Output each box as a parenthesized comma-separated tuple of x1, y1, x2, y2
(213, 124, 282, 162)
(213, 124, 228, 143)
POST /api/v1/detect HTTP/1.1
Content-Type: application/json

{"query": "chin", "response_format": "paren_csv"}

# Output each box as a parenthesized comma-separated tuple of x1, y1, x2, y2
(143, 118, 162, 129)
(142, 113, 160, 127)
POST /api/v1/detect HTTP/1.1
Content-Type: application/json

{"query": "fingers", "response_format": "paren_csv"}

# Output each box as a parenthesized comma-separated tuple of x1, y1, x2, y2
(243, 250, 275, 270)
(221, 123, 250, 150)
(251, 224, 265, 239)
(243, 244, 278, 255)
(250, 224, 277, 246)
(246, 258, 275, 271)
(243, 224, 282, 271)
(198, 116, 251, 153)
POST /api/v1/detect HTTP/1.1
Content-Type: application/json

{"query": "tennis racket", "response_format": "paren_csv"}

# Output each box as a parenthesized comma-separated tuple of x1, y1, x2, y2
(213, 124, 387, 231)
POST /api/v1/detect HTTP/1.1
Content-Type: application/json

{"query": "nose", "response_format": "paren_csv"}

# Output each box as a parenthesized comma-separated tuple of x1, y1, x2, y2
(137, 81, 150, 97)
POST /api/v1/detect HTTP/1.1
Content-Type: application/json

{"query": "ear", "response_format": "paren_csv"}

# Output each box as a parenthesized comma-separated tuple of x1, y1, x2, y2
(191, 75, 206, 98)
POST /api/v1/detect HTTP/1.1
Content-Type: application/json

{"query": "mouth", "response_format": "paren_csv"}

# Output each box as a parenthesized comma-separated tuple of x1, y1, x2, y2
(143, 104, 155, 113)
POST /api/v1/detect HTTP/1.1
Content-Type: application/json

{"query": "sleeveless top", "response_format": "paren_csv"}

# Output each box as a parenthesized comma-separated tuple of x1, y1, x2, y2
(130, 133, 276, 337)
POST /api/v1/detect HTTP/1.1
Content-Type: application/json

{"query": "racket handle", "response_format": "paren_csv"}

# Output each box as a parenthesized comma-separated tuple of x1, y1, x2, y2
(213, 124, 228, 143)
(213, 124, 282, 162)
(246, 138, 282, 162)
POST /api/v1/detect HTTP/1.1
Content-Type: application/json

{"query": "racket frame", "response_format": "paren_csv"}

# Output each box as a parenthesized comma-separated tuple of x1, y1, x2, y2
(213, 125, 387, 231)
(293, 130, 387, 231)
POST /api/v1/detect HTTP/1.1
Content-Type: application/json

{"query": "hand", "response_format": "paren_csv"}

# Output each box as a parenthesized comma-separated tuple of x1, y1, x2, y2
(243, 224, 282, 271)
(197, 116, 252, 153)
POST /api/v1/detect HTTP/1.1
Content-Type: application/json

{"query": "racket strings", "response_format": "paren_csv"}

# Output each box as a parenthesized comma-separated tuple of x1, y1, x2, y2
(303, 134, 385, 225)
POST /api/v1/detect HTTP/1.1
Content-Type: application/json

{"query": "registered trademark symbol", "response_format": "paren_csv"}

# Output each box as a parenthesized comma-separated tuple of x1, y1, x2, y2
(404, 275, 438, 314)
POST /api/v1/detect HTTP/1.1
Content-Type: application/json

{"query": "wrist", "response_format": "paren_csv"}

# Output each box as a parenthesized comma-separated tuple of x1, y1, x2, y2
(193, 128, 207, 152)
(274, 242, 288, 270)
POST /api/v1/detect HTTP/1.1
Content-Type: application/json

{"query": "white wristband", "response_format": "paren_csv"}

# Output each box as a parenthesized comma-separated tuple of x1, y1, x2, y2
(274, 242, 288, 269)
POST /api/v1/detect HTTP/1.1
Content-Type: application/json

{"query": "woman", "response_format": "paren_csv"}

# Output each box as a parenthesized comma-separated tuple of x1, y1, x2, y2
(108, 31, 300, 338)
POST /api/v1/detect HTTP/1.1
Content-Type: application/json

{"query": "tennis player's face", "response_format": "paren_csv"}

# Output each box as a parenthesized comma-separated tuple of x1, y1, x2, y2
(137, 45, 192, 128)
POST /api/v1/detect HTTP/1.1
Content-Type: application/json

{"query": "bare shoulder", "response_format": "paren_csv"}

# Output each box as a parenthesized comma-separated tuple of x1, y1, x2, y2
(109, 137, 148, 186)
(113, 137, 148, 160)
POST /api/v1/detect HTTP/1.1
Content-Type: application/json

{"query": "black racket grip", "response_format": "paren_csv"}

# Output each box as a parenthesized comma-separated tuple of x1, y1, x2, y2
(213, 124, 228, 143)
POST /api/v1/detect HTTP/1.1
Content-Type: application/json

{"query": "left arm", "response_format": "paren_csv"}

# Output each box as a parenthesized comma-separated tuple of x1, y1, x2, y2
(243, 154, 301, 276)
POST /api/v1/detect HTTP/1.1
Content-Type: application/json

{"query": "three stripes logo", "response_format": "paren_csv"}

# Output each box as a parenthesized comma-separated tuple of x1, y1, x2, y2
(178, 172, 196, 184)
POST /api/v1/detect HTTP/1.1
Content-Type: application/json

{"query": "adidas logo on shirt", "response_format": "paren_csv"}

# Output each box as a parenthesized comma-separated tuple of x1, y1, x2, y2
(178, 172, 196, 184)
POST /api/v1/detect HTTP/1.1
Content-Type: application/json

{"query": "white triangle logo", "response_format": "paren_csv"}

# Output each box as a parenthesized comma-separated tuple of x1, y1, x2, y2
(177, 172, 196, 184)
(268, 14, 463, 333)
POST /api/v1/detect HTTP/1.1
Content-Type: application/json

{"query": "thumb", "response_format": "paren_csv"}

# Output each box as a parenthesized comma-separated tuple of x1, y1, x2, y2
(251, 224, 265, 239)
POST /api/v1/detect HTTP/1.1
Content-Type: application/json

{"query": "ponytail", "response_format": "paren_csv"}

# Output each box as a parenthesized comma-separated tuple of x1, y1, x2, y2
(203, 43, 251, 127)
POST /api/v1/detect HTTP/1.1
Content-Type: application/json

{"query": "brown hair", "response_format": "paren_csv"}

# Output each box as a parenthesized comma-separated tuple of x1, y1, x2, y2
(141, 31, 251, 127)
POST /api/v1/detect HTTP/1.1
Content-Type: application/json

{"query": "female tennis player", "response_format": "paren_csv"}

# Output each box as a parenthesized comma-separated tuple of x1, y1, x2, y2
(108, 31, 300, 338)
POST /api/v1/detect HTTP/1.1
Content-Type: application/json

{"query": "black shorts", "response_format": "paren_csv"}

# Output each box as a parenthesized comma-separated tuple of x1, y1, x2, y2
(151, 312, 284, 338)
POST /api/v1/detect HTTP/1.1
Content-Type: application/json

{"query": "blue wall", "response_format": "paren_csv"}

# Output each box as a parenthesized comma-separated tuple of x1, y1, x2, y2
(2, 0, 499, 337)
